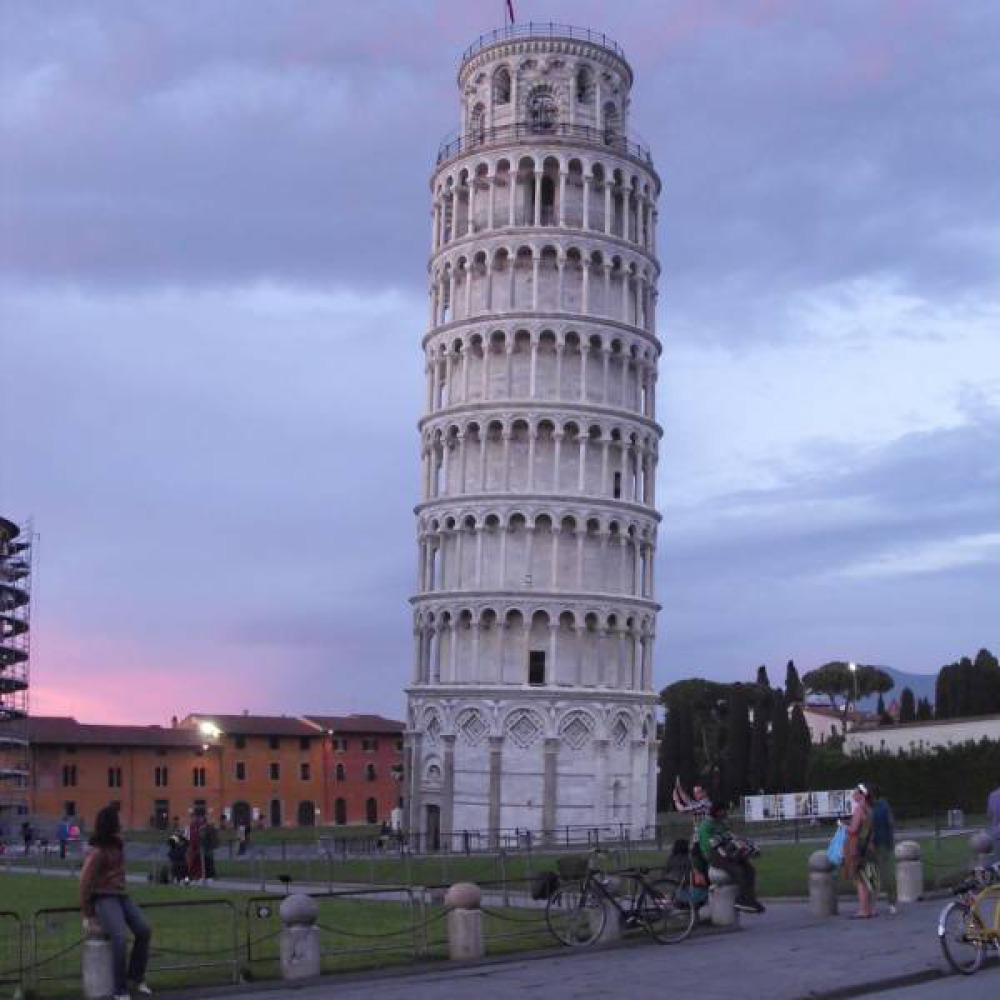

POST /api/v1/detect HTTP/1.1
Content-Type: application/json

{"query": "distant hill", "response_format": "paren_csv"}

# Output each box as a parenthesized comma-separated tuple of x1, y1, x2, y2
(855, 666, 937, 711)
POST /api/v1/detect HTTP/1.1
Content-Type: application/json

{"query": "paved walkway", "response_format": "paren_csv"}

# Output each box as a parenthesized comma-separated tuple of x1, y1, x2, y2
(175, 897, 998, 1000)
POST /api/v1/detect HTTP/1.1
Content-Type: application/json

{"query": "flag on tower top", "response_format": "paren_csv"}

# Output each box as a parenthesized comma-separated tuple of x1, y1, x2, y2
(506, 1, 516, 24)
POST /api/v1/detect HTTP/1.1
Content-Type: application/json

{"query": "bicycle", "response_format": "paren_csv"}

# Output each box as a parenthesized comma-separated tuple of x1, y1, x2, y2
(545, 849, 696, 947)
(938, 862, 1000, 975)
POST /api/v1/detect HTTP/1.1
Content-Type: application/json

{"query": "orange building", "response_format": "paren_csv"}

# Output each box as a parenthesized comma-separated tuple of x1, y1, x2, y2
(16, 716, 223, 833)
(304, 714, 404, 826)
(4, 711, 404, 833)
(179, 713, 326, 829)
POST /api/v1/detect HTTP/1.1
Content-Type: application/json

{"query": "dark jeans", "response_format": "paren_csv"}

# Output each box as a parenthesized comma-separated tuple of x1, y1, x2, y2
(93, 895, 151, 993)
(204, 852, 216, 879)
(709, 853, 759, 906)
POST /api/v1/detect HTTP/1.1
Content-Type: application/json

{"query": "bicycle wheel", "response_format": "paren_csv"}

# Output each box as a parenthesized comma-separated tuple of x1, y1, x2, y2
(938, 900, 986, 975)
(546, 885, 606, 946)
(642, 876, 697, 944)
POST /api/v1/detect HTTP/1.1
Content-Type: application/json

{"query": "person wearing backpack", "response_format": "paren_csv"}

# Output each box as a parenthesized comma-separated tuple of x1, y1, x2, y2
(870, 784, 896, 914)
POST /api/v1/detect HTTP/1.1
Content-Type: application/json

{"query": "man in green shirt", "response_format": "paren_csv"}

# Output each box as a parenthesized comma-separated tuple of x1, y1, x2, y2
(697, 802, 765, 914)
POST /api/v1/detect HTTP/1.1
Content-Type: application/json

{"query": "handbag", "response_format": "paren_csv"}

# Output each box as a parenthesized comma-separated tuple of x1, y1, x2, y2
(827, 825, 847, 867)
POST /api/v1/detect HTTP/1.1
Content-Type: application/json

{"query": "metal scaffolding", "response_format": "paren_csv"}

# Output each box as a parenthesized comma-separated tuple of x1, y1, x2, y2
(0, 516, 32, 826)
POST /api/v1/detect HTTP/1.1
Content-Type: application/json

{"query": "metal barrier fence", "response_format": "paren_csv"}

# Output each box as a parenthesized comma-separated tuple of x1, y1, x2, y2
(0, 911, 22, 988)
(245, 886, 446, 974)
(31, 899, 240, 990)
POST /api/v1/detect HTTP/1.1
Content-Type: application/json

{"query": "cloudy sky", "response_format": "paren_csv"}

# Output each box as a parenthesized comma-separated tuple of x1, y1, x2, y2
(1, 0, 997, 724)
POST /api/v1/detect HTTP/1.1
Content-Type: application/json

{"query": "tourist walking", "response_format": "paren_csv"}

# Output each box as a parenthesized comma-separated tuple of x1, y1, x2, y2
(845, 783, 875, 918)
(870, 784, 896, 914)
(79, 804, 152, 1000)
(697, 802, 765, 914)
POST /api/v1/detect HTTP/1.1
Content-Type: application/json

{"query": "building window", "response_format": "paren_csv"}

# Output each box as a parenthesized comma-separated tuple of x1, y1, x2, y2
(299, 762, 310, 781)
(299, 736, 310, 751)
(234, 735, 246, 750)
(192, 767, 206, 787)
(365, 797, 378, 824)
(395, 739, 403, 753)
(63, 800, 76, 817)
(493, 67, 511, 105)
(269, 762, 280, 781)
(107, 767, 123, 788)
(529, 650, 546, 686)
(235, 761, 246, 781)
(336, 763, 346, 782)
(62, 764, 77, 787)
(365, 763, 376, 782)
(528, 87, 558, 133)
(154, 766, 169, 788)
(613, 471, 622, 498)
(334, 737, 347, 753)
(334, 798, 347, 825)
(362, 738, 378, 753)
(268, 736, 280, 750)
(576, 66, 593, 104)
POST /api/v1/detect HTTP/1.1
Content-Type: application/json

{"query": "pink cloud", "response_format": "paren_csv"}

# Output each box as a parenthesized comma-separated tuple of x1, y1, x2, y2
(31, 628, 260, 725)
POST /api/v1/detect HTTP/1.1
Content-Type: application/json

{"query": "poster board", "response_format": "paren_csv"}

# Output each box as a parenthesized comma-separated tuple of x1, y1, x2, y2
(742, 789, 854, 822)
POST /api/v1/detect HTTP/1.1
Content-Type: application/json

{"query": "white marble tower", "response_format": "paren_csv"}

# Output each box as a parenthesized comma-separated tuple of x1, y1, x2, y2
(406, 23, 661, 846)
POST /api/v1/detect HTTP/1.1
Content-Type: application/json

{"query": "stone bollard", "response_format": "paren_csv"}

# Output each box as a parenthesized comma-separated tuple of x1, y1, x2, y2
(279, 893, 320, 981)
(81, 925, 114, 1000)
(895, 840, 923, 904)
(970, 831, 994, 869)
(807, 851, 838, 916)
(707, 867, 739, 928)
(444, 882, 485, 961)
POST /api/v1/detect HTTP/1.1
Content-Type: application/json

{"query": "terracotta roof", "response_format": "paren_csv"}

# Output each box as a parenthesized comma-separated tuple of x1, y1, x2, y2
(181, 714, 322, 737)
(10, 716, 211, 747)
(305, 714, 405, 735)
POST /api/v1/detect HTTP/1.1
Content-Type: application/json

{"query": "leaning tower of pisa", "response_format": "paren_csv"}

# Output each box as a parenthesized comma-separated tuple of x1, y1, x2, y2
(406, 23, 661, 846)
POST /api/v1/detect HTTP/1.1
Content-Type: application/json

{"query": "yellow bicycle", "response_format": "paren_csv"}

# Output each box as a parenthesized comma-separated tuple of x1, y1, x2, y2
(937, 863, 1000, 975)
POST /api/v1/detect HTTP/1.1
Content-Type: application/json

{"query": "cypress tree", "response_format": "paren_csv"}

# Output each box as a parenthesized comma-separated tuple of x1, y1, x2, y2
(916, 697, 933, 722)
(747, 695, 769, 793)
(767, 692, 789, 791)
(899, 687, 916, 723)
(756, 664, 771, 688)
(785, 659, 804, 703)
(722, 687, 750, 803)
(786, 704, 812, 791)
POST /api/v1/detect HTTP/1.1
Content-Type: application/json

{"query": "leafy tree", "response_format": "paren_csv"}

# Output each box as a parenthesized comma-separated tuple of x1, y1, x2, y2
(756, 664, 771, 689)
(767, 692, 789, 791)
(899, 687, 916, 724)
(785, 660, 804, 703)
(802, 661, 894, 731)
(785, 704, 812, 791)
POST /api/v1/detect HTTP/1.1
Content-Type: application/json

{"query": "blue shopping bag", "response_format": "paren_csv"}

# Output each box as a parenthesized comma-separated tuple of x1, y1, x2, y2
(827, 825, 847, 867)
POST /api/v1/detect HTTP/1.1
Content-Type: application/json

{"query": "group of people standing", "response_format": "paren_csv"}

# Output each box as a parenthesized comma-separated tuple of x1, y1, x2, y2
(165, 806, 219, 885)
(842, 782, 896, 918)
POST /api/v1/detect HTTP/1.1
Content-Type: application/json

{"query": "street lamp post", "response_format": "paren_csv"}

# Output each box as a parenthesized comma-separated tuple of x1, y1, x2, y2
(848, 661, 858, 709)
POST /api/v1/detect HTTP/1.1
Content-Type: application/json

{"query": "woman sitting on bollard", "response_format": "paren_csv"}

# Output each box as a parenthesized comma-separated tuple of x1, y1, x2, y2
(80, 805, 153, 1000)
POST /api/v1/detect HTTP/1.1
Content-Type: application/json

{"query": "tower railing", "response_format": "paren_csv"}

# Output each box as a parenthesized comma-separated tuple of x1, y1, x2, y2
(460, 22, 628, 64)
(437, 120, 653, 166)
